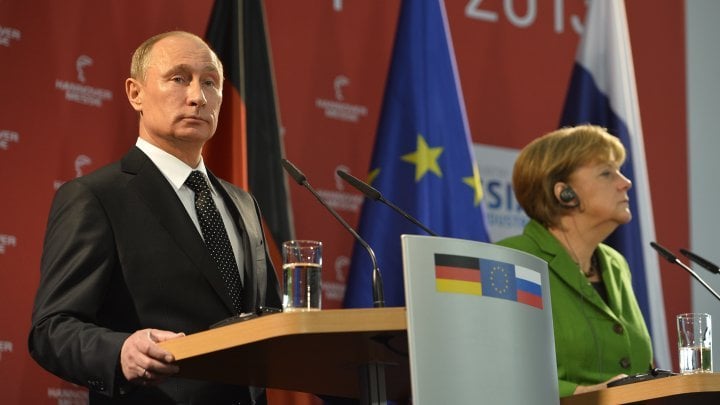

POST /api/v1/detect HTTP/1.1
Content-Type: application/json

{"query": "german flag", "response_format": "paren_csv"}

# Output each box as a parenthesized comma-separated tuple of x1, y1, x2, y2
(205, 2, 304, 404)
(205, 0, 293, 253)
(434, 254, 481, 295)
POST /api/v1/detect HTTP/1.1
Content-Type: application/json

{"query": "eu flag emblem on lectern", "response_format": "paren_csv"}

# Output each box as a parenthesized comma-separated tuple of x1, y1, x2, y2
(480, 260, 517, 300)
(343, 0, 491, 309)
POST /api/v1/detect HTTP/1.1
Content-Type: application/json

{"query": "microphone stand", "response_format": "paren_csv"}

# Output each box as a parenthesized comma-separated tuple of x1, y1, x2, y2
(336, 169, 439, 236)
(679, 248, 720, 275)
(651, 242, 720, 302)
(282, 159, 385, 308)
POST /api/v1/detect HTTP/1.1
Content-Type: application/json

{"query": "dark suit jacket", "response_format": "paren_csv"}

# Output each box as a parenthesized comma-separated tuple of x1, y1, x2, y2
(29, 147, 282, 404)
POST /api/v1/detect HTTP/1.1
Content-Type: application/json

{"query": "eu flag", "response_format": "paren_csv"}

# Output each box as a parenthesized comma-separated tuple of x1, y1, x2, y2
(559, 0, 670, 367)
(343, 0, 490, 308)
(479, 259, 517, 301)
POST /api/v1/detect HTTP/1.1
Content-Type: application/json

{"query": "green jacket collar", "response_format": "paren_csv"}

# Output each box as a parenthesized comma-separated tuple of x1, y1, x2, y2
(523, 220, 624, 319)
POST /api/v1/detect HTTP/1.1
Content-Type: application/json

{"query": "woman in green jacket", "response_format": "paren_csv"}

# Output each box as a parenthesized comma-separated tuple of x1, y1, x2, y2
(497, 125, 653, 397)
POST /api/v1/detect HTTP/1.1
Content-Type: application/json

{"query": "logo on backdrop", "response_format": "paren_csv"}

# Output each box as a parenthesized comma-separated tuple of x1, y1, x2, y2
(47, 387, 88, 405)
(316, 165, 364, 213)
(53, 154, 93, 190)
(76, 55, 93, 83)
(0, 234, 17, 255)
(0, 25, 21, 47)
(315, 75, 368, 122)
(332, 0, 344, 12)
(334, 75, 349, 100)
(474, 144, 529, 242)
(0, 130, 19, 151)
(0, 340, 12, 361)
(324, 255, 349, 302)
(55, 55, 113, 107)
(74, 154, 92, 177)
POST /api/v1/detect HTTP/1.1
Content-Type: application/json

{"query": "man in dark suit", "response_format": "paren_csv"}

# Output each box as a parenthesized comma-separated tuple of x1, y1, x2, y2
(29, 31, 282, 404)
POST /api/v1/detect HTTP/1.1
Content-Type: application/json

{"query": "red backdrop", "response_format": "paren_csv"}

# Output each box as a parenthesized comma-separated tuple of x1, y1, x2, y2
(0, 1, 687, 403)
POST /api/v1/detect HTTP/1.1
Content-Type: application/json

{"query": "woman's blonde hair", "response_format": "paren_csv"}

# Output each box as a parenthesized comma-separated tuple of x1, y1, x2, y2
(512, 124, 626, 227)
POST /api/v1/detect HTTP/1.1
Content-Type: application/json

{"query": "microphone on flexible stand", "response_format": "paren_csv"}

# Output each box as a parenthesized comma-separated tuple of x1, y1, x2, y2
(281, 159, 385, 308)
(679, 248, 720, 275)
(650, 241, 720, 302)
(336, 169, 439, 237)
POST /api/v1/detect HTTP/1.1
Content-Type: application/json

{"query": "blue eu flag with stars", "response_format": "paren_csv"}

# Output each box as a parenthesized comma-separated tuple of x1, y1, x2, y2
(343, 0, 491, 308)
(480, 259, 517, 301)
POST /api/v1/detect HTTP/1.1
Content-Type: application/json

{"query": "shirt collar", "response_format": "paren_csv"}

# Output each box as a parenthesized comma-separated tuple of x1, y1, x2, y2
(135, 137, 210, 192)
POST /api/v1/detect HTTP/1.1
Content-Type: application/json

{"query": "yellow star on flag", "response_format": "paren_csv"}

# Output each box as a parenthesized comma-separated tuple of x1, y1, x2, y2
(401, 134, 443, 182)
(367, 168, 381, 186)
(463, 164, 484, 206)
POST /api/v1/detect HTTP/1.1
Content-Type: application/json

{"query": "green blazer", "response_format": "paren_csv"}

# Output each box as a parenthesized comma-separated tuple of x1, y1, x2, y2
(497, 220, 653, 397)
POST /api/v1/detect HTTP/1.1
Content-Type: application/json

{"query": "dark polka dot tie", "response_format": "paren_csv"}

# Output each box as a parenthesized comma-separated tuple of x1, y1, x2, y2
(185, 171, 243, 314)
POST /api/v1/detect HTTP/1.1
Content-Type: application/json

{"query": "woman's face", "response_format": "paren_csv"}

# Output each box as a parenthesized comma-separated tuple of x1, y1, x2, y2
(568, 155, 633, 227)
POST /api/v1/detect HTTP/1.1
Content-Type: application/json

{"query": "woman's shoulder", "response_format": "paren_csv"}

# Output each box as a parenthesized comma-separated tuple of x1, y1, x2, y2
(496, 221, 546, 254)
(496, 233, 532, 248)
(497, 220, 548, 245)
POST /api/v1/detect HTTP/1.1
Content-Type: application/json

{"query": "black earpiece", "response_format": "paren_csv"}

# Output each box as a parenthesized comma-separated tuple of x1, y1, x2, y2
(559, 186, 577, 204)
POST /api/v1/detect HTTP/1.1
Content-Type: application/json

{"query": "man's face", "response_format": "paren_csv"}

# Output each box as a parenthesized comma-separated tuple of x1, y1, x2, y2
(129, 35, 223, 149)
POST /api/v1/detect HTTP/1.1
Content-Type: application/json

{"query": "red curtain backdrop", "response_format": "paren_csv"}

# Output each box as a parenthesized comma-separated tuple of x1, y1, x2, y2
(0, 1, 687, 403)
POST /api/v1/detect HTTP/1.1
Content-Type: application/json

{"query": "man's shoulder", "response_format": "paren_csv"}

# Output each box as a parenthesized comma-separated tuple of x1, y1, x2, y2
(56, 148, 140, 195)
(59, 160, 120, 190)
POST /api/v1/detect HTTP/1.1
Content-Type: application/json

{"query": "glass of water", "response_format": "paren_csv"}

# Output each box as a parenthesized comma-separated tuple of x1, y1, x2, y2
(282, 240, 322, 312)
(677, 313, 712, 374)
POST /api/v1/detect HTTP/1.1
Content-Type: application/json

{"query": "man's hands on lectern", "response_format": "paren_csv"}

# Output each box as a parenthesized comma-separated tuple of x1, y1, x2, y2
(120, 328, 185, 385)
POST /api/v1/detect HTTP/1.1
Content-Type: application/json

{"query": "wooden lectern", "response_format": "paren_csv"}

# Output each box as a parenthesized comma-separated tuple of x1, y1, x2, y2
(159, 307, 720, 404)
(560, 373, 720, 404)
(159, 307, 410, 401)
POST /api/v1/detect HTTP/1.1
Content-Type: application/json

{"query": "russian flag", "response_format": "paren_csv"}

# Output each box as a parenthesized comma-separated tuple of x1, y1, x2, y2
(559, 0, 670, 367)
(516, 266, 543, 309)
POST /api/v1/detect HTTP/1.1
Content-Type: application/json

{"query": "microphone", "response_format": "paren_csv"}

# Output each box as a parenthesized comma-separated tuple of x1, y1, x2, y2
(281, 159, 385, 308)
(650, 242, 720, 302)
(336, 169, 439, 237)
(679, 248, 720, 275)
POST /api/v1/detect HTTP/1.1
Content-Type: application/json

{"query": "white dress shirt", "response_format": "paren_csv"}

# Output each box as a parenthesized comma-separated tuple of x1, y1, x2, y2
(135, 137, 244, 284)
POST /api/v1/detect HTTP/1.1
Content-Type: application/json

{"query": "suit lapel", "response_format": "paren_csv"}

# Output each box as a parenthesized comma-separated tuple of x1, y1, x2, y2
(121, 148, 237, 315)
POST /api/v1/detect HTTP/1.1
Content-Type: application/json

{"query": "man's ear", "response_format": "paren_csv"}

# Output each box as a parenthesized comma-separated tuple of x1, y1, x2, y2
(125, 78, 143, 112)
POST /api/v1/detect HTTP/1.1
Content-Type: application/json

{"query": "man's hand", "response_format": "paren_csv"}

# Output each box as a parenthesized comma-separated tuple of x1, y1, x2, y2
(120, 328, 185, 385)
